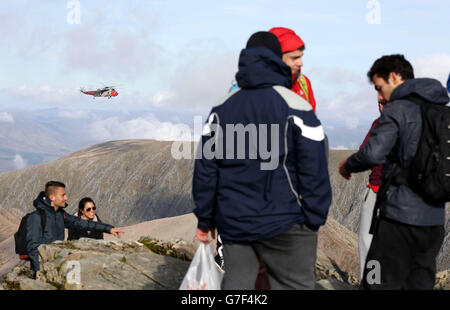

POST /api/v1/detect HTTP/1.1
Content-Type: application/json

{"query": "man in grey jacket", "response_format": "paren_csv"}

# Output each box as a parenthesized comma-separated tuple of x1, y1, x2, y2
(339, 54, 448, 289)
(27, 181, 124, 278)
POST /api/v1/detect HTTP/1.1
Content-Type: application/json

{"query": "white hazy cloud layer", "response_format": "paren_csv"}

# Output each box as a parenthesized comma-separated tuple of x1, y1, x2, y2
(412, 53, 450, 87)
(89, 114, 195, 142)
(11, 85, 80, 106)
(0, 112, 14, 123)
(13, 154, 27, 170)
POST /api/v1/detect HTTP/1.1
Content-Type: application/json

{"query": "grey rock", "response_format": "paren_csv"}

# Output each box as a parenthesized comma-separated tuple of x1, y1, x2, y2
(3, 237, 191, 290)
(315, 279, 356, 290)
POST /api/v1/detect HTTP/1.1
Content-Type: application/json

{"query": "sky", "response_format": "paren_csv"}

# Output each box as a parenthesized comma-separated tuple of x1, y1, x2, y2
(0, 0, 449, 157)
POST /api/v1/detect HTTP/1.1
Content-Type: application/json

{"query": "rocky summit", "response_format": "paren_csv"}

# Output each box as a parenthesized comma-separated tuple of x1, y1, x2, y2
(3, 236, 447, 290)
(2, 237, 360, 290)
(2, 237, 193, 290)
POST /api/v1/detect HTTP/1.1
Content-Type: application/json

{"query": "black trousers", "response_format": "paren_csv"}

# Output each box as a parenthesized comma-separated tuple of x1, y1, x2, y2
(361, 216, 445, 290)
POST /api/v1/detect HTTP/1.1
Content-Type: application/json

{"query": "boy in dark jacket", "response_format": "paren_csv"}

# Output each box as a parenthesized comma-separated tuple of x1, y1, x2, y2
(26, 181, 123, 278)
(193, 32, 331, 289)
(339, 55, 448, 289)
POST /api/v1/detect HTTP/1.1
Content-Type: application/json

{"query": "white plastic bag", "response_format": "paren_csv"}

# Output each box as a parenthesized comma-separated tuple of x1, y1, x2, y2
(179, 243, 223, 290)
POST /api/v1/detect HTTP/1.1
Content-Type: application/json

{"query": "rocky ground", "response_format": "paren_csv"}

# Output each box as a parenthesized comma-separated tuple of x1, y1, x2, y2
(1, 237, 359, 290)
(2, 236, 448, 290)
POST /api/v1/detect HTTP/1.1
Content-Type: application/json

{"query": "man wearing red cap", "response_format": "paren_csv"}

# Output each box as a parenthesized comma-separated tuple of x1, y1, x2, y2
(269, 27, 317, 113)
(251, 27, 320, 290)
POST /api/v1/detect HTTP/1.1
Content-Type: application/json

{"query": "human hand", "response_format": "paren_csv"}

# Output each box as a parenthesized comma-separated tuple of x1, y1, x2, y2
(110, 228, 124, 238)
(338, 160, 351, 180)
(196, 228, 215, 243)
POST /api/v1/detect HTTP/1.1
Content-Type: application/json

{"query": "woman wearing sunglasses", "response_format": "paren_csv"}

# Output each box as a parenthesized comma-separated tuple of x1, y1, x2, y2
(68, 197, 105, 240)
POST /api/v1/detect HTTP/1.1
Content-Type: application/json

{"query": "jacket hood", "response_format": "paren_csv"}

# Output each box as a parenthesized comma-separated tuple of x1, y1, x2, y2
(33, 191, 68, 211)
(391, 78, 450, 105)
(235, 46, 292, 89)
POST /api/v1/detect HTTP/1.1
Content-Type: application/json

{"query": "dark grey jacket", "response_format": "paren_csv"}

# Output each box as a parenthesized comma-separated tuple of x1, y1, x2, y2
(67, 213, 104, 241)
(346, 78, 449, 226)
(26, 192, 113, 272)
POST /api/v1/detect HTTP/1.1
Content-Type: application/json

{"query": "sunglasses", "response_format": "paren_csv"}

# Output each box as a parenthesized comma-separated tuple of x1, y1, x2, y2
(85, 206, 96, 212)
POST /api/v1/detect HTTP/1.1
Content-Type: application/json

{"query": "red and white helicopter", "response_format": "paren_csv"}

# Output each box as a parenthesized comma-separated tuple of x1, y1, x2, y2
(80, 85, 124, 99)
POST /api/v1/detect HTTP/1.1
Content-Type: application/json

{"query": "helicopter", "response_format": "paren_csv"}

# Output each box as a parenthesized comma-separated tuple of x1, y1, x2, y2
(80, 85, 124, 99)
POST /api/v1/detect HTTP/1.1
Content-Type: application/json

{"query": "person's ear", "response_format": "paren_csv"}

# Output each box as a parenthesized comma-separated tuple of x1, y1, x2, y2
(390, 72, 403, 86)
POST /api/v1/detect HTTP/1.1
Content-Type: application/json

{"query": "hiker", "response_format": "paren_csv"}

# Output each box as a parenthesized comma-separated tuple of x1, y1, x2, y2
(217, 27, 329, 288)
(268, 27, 317, 112)
(229, 27, 318, 112)
(269, 27, 329, 164)
(338, 54, 449, 289)
(26, 181, 124, 278)
(67, 197, 105, 240)
(193, 31, 332, 290)
(356, 101, 385, 279)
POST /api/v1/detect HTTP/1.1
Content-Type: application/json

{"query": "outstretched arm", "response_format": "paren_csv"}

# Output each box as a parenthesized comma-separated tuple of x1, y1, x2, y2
(64, 212, 123, 238)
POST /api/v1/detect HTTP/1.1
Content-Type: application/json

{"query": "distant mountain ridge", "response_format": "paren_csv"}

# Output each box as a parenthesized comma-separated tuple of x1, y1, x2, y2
(0, 140, 195, 227)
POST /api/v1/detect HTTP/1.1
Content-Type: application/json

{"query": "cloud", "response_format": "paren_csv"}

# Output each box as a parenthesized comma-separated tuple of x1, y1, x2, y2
(0, 112, 14, 123)
(152, 53, 238, 114)
(10, 85, 79, 106)
(152, 91, 174, 108)
(312, 66, 378, 131)
(412, 53, 450, 86)
(57, 109, 90, 119)
(89, 113, 195, 142)
(315, 53, 450, 134)
(62, 15, 164, 82)
(13, 154, 27, 170)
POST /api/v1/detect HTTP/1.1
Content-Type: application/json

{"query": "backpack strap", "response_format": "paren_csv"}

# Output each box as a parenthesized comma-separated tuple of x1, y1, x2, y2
(392, 94, 427, 185)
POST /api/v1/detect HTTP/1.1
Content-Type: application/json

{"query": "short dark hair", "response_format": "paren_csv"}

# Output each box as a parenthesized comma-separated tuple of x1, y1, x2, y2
(78, 197, 95, 213)
(367, 54, 414, 83)
(45, 181, 66, 197)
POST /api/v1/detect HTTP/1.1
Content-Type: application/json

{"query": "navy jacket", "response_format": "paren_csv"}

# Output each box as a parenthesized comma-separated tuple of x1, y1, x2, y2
(67, 213, 104, 241)
(447, 74, 450, 93)
(26, 192, 113, 272)
(346, 78, 449, 226)
(193, 47, 332, 244)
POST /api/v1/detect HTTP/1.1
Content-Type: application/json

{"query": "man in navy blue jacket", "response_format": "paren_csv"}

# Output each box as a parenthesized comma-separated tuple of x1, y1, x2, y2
(192, 32, 332, 290)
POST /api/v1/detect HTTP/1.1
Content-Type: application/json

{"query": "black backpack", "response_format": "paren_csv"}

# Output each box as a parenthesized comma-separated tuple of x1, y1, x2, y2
(396, 94, 450, 204)
(14, 209, 46, 260)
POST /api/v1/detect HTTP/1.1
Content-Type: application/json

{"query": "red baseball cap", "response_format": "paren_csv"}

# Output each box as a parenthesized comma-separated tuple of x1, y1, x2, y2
(269, 27, 305, 53)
